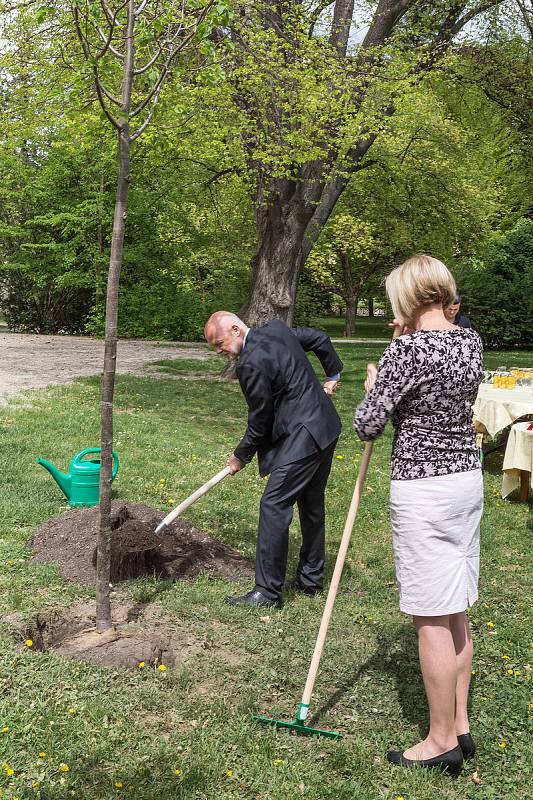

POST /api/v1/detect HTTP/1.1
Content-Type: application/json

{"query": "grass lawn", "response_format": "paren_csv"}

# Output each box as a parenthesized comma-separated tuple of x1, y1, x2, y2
(0, 343, 532, 799)
(309, 316, 391, 340)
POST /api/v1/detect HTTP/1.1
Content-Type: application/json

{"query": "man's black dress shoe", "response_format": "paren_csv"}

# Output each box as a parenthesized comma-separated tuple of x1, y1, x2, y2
(457, 732, 476, 759)
(386, 745, 463, 778)
(224, 589, 282, 608)
(282, 578, 323, 596)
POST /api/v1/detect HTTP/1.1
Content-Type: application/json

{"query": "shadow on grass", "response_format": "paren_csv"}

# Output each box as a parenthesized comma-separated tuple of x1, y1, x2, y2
(310, 623, 428, 735)
(482, 447, 504, 477)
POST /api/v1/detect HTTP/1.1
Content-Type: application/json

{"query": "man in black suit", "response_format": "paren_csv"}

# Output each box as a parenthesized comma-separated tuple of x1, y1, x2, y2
(204, 311, 343, 608)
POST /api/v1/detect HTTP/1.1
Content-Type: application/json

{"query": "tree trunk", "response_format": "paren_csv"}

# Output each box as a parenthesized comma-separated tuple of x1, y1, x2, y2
(96, 168, 105, 308)
(96, 0, 135, 633)
(368, 297, 374, 317)
(341, 252, 357, 337)
(96, 122, 130, 632)
(240, 202, 308, 327)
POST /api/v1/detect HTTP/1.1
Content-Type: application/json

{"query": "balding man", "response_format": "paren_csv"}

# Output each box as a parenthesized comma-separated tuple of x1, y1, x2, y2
(204, 312, 343, 608)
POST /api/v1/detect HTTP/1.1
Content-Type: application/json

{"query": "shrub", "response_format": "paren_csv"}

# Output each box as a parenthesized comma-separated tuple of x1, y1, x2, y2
(455, 219, 533, 349)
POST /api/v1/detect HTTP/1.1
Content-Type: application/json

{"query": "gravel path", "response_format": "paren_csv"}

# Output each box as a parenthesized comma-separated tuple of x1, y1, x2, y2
(0, 333, 208, 404)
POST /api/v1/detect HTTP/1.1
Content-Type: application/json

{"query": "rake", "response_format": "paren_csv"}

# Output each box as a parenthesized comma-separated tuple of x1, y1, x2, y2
(253, 441, 374, 739)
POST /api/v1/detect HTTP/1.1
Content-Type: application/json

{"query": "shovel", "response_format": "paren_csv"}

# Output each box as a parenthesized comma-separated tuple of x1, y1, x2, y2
(253, 440, 374, 739)
(155, 466, 232, 534)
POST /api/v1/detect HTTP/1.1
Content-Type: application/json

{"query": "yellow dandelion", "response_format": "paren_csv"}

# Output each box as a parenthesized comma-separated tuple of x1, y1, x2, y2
(38, 752, 46, 759)
(486, 622, 494, 629)
(507, 669, 514, 675)
(138, 661, 145, 669)
(471, 670, 476, 675)
(395, 796, 406, 800)
(4, 765, 14, 776)
(167, 499, 175, 505)
(174, 769, 182, 776)
(502, 655, 510, 660)
(0, 726, 9, 733)
(59, 763, 70, 772)
(25, 639, 33, 648)
(158, 664, 167, 672)
(272, 759, 284, 765)
(114, 781, 124, 789)
(335, 455, 345, 460)
(68, 708, 77, 714)
(226, 769, 233, 778)
(499, 741, 507, 749)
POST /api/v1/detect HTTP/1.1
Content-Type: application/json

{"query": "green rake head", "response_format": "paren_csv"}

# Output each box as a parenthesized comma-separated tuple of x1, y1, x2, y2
(252, 713, 342, 740)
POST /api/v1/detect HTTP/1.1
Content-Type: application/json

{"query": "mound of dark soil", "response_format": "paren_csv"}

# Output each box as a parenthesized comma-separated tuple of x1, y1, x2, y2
(30, 501, 253, 586)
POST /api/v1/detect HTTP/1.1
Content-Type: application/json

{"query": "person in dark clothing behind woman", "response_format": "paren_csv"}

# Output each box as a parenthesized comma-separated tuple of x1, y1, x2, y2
(354, 256, 483, 778)
(204, 312, 343, 608)
(444, 291, 472, 328)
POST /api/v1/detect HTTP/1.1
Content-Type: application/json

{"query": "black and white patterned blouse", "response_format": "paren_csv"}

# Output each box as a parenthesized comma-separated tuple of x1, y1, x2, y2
(354, 328, 483, 480)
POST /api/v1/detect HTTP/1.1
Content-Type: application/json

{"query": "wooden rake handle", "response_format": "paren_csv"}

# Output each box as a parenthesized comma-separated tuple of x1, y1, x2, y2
(298, 441, 374, 719)
(156, 466, 232, 532)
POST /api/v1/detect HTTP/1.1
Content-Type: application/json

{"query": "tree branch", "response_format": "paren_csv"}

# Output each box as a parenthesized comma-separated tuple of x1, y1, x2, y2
(93, 66, 121, 128)
(308, 1, 336, 37)
(516, 0, 533, 38)
(329, 0, 355, 57)
(134, 44, 163, 74)
(362, 0, 416, 49)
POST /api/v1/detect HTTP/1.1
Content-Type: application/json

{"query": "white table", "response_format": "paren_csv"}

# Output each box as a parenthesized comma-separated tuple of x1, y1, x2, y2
(502, 422, 533, 501)
(473, 384, 533, 501)
(473, 384, 533, 438)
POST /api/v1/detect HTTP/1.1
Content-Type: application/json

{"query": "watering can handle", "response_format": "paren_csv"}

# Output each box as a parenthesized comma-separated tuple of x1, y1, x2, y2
(73, 448, 119, 479)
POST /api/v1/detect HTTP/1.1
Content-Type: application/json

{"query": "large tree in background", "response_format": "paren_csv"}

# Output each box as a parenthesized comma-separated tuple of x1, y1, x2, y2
(221, 0, 516, 326)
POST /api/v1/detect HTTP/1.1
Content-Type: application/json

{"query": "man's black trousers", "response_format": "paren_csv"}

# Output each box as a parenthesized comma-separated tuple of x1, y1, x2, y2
(255, 440, 337, 601)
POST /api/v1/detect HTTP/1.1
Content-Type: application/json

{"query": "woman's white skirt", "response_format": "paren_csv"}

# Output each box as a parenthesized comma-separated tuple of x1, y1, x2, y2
(390, 469, 483, 616)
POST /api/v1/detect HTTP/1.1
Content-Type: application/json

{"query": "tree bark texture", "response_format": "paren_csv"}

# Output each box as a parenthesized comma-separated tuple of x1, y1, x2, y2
(96, 122, 131, 631)
(341, 252, 357, 337)
(96, 0, 135, 633)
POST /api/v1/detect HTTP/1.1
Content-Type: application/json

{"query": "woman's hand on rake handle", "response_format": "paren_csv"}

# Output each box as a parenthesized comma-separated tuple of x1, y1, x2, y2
(364, 363, 378, 394)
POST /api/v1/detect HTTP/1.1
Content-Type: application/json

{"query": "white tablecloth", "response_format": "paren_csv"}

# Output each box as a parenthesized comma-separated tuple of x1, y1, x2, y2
(473, 385, 533, 438)
(502, 422, 533, 498)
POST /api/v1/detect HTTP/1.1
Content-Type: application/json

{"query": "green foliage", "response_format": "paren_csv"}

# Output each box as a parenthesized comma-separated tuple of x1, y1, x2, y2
(0, 115, 113, 332)
(0, 3, 531, 338)
(456, 218, 533, 349)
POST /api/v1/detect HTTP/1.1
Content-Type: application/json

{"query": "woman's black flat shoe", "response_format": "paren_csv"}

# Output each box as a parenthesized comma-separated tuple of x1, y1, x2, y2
(457, 732, 476, 759)
(386, 745, 463, 778)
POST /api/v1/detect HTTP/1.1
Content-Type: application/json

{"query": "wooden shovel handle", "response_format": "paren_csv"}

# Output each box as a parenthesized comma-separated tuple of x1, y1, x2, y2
(159, 466, 232, 528)
(300, 441, 373, 710)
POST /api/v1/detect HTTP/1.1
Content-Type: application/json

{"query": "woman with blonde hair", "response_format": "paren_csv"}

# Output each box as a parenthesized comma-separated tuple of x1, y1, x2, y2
(354, 255, 483, 777)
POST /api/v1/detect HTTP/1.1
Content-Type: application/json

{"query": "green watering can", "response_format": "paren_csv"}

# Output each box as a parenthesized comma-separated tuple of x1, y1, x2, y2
(37, 448, 119, 507)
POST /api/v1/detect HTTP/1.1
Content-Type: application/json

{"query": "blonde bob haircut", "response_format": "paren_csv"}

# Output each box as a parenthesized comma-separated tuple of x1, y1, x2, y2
(385, 255, 457, 325)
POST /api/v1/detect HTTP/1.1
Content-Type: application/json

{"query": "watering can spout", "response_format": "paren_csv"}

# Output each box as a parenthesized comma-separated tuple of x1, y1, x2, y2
(36, 458, 72, 501)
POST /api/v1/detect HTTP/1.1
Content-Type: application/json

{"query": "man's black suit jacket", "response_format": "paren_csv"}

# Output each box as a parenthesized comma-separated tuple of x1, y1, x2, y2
(233, 320, 343, 477)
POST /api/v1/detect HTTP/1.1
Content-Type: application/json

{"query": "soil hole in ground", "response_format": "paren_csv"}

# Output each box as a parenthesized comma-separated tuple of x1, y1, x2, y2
(30, 501, 254, 586)
(4, 600, 198, 670)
